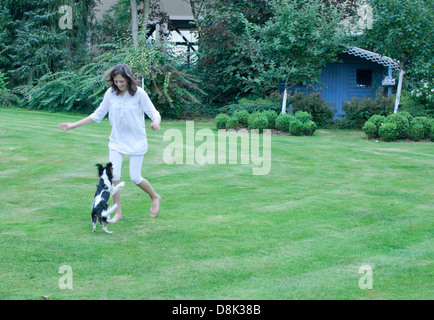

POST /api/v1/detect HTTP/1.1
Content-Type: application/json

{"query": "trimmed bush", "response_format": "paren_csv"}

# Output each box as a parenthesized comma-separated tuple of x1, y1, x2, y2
(379, 123, 398, 142)
(261, 110, 278, 129)
(289, 118, 304, 136)
(362, 121, 378, 139)
(367, 114, 386, 137)
(226, 117, 239, 130)
(385, 113, 410, 139)
(399, 111, 414, 123)
(409, 123, 424, 141)
(411, 117, 431, 139)
(294, 110, 312, 124)
(303, 121, 317, 136)
(431, 122, 434, 142)
(275, 113, 291, 132)
(251, 116, 269, 133)
(247, 112, 263, 129)
(233, 110, 250, 127)
(215, 113, 230, 129)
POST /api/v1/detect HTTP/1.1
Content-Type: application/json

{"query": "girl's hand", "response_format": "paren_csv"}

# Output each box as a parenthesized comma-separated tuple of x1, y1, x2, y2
(58, 123, 73, 131)
(151, 118, 161, 131)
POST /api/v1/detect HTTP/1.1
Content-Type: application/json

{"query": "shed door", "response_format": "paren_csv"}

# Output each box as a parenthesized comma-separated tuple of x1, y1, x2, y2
(319, 63, 349, 117)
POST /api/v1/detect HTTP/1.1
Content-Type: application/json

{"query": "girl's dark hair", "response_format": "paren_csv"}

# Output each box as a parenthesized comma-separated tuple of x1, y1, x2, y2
(103, 64, 139, 96)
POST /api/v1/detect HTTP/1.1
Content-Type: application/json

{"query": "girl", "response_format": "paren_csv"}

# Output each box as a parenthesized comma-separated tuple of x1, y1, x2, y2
(59, 64, 161, 221)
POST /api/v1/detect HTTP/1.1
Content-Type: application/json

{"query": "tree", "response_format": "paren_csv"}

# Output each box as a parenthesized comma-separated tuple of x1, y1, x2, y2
(361, 0, 434, 112)
(244, 0, 348, 113)
(192, 0, 274, 107)
(130, 0, 139, 46)
(0, 0, 98, 86)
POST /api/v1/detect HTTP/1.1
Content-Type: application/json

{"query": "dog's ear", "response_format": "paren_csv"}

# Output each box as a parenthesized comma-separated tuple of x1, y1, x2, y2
(95, 164, 104, 177)
(106, 162, 114, 181)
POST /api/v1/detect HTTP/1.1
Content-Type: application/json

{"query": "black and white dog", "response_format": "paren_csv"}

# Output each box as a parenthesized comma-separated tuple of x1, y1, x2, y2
(91, 163, 125, 233)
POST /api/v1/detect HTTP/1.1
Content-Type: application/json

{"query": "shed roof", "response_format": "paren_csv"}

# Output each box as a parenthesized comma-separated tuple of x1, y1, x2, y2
(344, 46, 400, 70)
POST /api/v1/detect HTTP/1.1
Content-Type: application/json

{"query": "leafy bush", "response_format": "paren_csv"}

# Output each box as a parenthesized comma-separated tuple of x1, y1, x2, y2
(410, 117, 431, 139)
(261, 110, 278, 129)
(401, 80, 434, 118)
(226, 117, 239, 130)
(384, 113, 410, 139)
(294, 110, 312, 124)
(362, 114, 386, 139)
(304, 121, 317, 136)
(275, 113, 291, 132)
(368, 114, 386, 130)
(216, 114, 230, 129)
(289, 118, 304, 136)
(399, 111, 414, 123)
(251, 116, 269, 133)
(0, 71, 20, 107)
(362, 121, 378, 139)
(431, 122, 434, 142)
(220, 97, 282, 115)
(379, 123, 398, 142)
(290, 91, 334, 127)
(248, 112, 263, 129)
(233, 110, 250, 127)
(23, 38, 204, 117)
(409, 123, 425, 141)
(341, 89, 395, 129)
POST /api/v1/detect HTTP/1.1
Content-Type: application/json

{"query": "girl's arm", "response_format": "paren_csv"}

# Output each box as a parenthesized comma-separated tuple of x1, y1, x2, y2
(58, 115, 95, 132)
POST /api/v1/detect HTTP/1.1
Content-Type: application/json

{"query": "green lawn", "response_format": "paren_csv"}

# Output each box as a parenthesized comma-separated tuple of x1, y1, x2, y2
(0, 107, 433, 300)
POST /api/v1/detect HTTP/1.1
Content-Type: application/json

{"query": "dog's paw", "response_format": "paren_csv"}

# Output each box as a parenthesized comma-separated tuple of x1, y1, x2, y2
(118, 181, 126, 189)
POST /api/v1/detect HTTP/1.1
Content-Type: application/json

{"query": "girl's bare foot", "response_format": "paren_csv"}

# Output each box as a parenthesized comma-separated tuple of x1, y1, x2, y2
(110, 213, 123, 223)
(150, 195, 161, 218)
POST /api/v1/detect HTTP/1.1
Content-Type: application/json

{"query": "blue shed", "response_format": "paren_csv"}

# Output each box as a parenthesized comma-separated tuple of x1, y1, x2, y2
(285, 47, 400, 117)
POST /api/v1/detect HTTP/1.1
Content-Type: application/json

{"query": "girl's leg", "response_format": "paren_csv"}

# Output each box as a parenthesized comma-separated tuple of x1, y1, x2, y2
(109, 149, 124, 223)
(130, 154, 161, 218)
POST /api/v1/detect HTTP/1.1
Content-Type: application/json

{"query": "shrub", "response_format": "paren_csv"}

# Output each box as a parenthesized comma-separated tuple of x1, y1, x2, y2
(379, 123, 398, 142)
(233, 109, 250, 127)
(294, 110, 312, 124)
(362, 121, 378, 139)
(215, 113, 230, 129)
(248, 112, 263, 129)
(289, 118, 304, 136)
(226, 117, 239, 130)
(291, 91, 334, 127)
(251, 116, 269, 133)
(220, 97, 281, 115)
(399, 111, 414, 123)
(261, 110, 278, 129)
(341, 88, 394, 129)
(385, 113, 410, 139)
(303, 121, 317, 136)
(431, 123, 434, 142)
(411, 117, 431, 139)
(275, 113, 291, 132)
(409, 123, 425, 141)
(401, 80, 434, 118)
(368, 114, 386, 130)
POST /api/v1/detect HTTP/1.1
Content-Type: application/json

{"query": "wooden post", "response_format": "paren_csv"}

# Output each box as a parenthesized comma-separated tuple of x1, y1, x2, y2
(394, 68, 404, 113)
